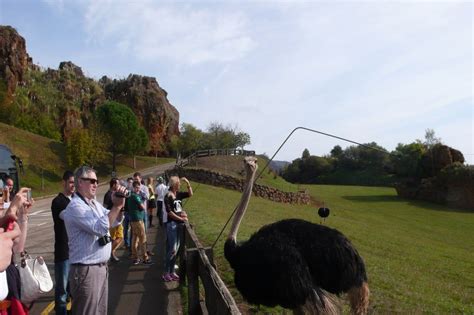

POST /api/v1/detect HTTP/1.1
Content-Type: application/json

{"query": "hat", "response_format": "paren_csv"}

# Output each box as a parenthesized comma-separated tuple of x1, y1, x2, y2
(157, 176, 163, 183)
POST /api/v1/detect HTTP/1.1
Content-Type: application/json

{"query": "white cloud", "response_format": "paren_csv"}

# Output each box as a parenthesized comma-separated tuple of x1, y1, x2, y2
(83, 0, 255, 65)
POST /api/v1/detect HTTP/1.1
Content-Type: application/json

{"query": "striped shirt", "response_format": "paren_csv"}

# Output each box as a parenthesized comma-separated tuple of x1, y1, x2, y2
(139, 183, 149, 205)
(60, 194, 119, 264)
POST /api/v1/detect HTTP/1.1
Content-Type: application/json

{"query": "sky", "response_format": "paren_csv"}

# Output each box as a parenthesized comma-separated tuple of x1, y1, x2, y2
(1, 0, 472, 164)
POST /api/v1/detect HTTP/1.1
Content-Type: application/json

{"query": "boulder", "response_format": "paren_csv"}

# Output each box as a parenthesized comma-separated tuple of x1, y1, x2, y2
(421, 144, 465, 177)
(396, 145, 473, 210)
(59, 61, 84, 78)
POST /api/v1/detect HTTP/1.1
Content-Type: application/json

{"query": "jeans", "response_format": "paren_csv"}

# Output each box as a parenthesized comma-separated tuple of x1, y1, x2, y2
(165, 221, 181, 274)
(54, 259, 70, 315)
(123, 213, 130, 248)
(143, 211, 148, 232)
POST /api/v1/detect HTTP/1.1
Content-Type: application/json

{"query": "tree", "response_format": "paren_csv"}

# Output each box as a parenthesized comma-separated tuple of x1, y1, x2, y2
(204, 122, 251, 149)
(390, 142, 425, 179)
(178, 123, 205, 156)
(66, 128, 92, 169)
(356, 142, 389, 170)
(330, 145, 343, 159)
(423, 128, 441, 149)
(302, 148, 310, 159)
(65, 127, 107, 169)
(235, 132, 251, 150)
(95, 101, 148, 171)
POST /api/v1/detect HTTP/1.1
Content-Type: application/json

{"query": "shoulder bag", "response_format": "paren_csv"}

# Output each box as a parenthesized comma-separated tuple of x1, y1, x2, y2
(17, 252, 53, 305)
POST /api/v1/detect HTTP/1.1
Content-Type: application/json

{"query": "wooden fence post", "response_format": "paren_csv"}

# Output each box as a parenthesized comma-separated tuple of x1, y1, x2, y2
(186, 249, 201, 315)
(179, 224, 187, 286)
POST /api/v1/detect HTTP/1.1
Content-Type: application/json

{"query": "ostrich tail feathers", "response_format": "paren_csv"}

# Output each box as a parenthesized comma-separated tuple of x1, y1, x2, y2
(294, 288, 340, 315)
(348, 282, 370, 315)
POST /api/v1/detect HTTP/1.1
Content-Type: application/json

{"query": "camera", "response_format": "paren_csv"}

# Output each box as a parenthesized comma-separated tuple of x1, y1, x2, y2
(98, 234, 112, 246)
(27, 189, 32, 202)
(115, 189, 131, 198)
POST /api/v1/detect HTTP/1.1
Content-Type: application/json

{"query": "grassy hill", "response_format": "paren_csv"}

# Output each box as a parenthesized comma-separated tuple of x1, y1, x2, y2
(183, 179, 473, 313)
(189, 155, 300, 192)
(0, 122, 174, 197)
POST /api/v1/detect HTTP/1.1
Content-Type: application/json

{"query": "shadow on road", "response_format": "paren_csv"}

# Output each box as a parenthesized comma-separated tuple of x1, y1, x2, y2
(108, 224, 182, 315)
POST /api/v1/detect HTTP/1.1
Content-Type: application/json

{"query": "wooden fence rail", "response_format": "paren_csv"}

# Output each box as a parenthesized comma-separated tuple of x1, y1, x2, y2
(178, 222, 241, 315)
(178, 149, 255, 168)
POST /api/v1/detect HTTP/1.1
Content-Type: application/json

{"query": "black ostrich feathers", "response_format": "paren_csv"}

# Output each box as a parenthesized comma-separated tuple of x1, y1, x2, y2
(318, 207, 330, 218)
(224, 218, 367, 310)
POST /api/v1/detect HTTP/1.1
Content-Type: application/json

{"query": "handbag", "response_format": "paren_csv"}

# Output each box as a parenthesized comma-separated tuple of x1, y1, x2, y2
(17, 252, 53, 305)
(0, 270, 7, 301)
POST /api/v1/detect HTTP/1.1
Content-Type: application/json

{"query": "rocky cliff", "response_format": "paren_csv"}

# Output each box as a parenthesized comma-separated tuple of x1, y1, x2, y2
(100, 74, 179, 154)
(0, 25, 179, 154)
(0, 25, 33, 96)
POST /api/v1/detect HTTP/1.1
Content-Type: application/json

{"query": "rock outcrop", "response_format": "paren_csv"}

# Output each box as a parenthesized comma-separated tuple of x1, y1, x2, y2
(100, 74, 180, 155)
(421, 144, 464, 177)
(39, 61, 106, 137)
(396, 145, 473, 210)
(0, 26, 33, 96)
(0, 25, 180, 154)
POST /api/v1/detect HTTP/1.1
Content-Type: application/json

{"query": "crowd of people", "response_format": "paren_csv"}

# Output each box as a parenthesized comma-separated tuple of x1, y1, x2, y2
(0, 167, 193, 315)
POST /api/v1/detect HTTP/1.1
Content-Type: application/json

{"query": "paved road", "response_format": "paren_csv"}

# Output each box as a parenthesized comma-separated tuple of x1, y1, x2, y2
(24, 162, 183, 315)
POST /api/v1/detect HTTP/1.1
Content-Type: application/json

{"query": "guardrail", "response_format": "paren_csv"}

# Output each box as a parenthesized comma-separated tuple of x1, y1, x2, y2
(177, 149, 255, 168)
(177, 222, 241, 315)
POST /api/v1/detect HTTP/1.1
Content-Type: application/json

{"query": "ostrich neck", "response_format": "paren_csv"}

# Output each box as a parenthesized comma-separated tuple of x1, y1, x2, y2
(228, 167, 257, 242)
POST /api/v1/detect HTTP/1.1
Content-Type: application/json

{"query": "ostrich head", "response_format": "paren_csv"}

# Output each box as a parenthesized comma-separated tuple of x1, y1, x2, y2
(227, 156, 258, 243)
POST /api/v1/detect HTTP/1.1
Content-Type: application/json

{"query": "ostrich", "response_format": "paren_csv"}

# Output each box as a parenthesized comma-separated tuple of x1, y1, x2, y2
(224, 157, 369, 314)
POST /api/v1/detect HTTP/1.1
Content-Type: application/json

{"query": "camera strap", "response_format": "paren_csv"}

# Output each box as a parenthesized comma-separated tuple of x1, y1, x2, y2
(75, 192, 111, 237)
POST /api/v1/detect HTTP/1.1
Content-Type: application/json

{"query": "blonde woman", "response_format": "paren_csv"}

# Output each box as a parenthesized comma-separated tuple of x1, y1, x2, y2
(146, 177, 156, 228)
(162, 176, 192, 282)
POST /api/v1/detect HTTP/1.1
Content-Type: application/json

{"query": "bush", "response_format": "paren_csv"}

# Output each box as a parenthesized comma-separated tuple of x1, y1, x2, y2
(438, 162, 474, 185)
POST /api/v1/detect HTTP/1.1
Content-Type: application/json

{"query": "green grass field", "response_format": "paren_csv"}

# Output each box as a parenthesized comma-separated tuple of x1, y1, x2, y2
(184, 182, 474, 314)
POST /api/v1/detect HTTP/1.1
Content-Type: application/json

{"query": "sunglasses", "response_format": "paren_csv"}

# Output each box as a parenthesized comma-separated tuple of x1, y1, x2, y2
(81, 178, 99, 185)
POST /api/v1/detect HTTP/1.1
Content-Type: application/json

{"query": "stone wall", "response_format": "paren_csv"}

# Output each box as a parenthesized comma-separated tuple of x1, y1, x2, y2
(175, 167, 310, 205)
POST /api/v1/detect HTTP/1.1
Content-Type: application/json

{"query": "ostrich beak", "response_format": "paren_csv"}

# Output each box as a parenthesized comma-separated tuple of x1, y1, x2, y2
(244, 156, 258, 172)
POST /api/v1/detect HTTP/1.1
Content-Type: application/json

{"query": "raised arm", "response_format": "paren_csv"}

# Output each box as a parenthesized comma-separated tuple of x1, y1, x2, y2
(181, 177, 193, 197)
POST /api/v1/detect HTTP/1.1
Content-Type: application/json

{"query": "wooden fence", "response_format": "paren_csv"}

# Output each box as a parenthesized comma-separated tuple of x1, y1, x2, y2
(177, 222, 241, 315)
(177, 149, 255, 168)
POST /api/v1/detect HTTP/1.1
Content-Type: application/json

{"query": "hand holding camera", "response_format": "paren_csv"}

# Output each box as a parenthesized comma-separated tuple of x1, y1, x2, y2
(112, 185, 128, 209)
(114, 185, 130, 199)
(4, 187, 33, 222)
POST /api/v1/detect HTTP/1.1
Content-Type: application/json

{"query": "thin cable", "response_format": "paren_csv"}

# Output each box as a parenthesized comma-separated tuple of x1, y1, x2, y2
(212, 126, 394, 249)
(255, 127, 391, 182)
(182, 182, 200, 207)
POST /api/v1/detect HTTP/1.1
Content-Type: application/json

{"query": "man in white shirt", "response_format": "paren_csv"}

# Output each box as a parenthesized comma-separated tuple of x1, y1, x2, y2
(154, 176, 168, 226)
(61, 166, 126, 315)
